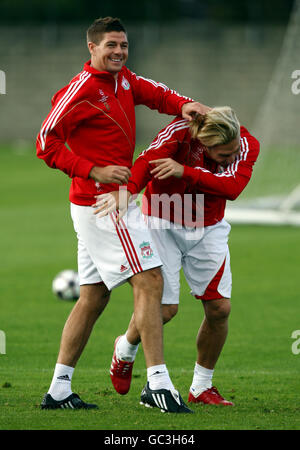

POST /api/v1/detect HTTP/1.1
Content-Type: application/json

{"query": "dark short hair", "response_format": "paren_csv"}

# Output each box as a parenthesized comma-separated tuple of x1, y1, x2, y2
(87, 17, 126, 44)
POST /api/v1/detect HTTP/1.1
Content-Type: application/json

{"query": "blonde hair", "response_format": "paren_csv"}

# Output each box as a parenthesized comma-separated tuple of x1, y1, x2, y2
(190, 106, 240, 147)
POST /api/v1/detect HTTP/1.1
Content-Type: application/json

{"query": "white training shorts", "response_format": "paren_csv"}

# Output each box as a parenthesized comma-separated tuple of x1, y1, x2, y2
(145, 216, 232, 304)
(70, 202, 162, 290)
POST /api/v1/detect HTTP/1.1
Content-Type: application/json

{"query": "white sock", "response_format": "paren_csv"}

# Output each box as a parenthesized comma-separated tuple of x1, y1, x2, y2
(190, 363, 214, 396)
(48, 363, 74, 401)
(116, 334, 139, 362)
(147, 364, 175, 391)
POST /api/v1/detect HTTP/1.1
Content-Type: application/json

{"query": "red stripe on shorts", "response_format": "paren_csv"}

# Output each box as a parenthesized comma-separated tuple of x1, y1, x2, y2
(117, 218, 142, 273)
(195, 258, 226, 301)
(110, 213, 138, 274)
(110, 212, 143, 275)
(120, 217, 143, 272)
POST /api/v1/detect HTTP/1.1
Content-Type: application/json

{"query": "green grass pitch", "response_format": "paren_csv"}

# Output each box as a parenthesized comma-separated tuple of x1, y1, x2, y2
(0, 146, 299, 430)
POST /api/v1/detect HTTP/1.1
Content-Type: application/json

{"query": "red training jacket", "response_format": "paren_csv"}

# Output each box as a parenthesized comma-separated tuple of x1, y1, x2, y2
(127, 117, 260, 226)
(36, 61, 192, 205)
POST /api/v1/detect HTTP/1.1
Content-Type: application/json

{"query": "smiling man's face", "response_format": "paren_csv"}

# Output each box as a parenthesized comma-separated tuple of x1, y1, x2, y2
(88, 31, 129, 79)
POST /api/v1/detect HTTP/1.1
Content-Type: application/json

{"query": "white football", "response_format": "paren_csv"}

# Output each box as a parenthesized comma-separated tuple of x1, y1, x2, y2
(52, 270, 80, 301)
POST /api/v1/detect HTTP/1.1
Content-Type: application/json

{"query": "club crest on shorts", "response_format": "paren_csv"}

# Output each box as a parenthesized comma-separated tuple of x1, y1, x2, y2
(121, 76, 130, 90)
(139, 241, 153, 259)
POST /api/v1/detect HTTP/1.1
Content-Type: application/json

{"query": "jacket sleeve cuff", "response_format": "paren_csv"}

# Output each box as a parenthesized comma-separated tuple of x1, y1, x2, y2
(182, 165, 199, 186)
(73, 158, 95, 179)
(126, 181, 139, 195)
(178, 99, 193, 114)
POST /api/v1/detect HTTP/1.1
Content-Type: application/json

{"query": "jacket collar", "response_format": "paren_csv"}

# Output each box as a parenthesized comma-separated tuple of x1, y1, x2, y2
(83, 60, 125, 81)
